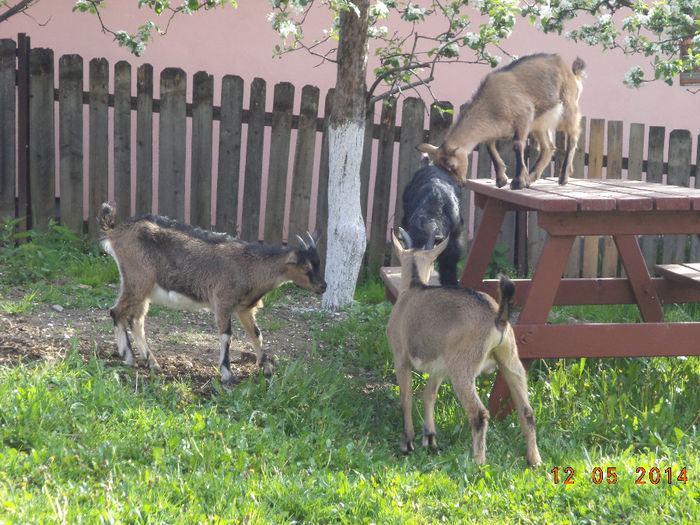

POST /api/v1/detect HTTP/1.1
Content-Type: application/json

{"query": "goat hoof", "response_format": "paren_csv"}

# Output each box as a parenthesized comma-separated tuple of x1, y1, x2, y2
(400, 441, 414, 454)
(422, 433, 438, 450)
(510, 178, 528, 191)
(495, 177, 508, 188)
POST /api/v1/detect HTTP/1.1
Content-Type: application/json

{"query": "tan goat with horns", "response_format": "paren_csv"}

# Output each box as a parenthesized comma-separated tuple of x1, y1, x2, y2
(386, 228, 541, 466)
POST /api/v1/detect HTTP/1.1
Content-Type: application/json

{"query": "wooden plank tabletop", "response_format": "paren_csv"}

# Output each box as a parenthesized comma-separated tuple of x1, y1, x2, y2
(464, 177, 700, 213)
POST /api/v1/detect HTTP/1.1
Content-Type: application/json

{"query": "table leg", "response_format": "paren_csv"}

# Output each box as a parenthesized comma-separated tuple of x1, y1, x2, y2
(489, 234, 575, 419)
(460, 198, 507, 289)
(614, 235, 664, 323)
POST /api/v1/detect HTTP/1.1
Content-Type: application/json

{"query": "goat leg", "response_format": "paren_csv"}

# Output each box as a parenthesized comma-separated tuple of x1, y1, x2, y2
(131, 315, 161, 372)
(487, 141, 508, 188)
(395, 359, 415, 453)
(421, 374, 444, 450)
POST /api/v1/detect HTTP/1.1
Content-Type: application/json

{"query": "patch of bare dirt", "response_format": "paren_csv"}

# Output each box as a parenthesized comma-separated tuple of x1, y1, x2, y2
(0, 287, 339, 394)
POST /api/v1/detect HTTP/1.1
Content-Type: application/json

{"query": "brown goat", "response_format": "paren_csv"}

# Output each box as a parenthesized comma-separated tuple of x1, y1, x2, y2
(418, 53, 585, 190)
(386, 228, 541, 466)
(98, 203, 326, 384)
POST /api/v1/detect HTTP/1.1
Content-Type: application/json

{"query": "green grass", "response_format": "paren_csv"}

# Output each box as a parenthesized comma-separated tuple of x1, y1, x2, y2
(0, 222, 698, 523)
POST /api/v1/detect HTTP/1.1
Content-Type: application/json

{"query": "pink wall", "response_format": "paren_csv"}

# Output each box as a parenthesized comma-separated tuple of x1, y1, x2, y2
(2, 1, 699, 232)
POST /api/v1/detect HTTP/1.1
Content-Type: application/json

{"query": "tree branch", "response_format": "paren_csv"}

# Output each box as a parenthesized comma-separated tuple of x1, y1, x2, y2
(0, 0, 39, 24)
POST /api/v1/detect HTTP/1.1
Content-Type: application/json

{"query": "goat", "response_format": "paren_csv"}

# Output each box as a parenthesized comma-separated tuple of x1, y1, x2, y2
(418, 53, 585, 190)
(386, 228, 541, 466)
(401, 163, 463, 286)
(98, 202, 326, 384)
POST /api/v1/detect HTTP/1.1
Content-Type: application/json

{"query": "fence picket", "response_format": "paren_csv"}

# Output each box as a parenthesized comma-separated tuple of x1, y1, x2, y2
(600, 120, 623, 277)
(367, 97, 396, 270)
(241, 77, 266, 241)
(627, 123, 645, 181)
(581, 118, 605, 278)
(136, 64, 153, 215)
(158, 68, 187, 222)
(662, 129, 692, 264)
(58, 54, 83, 233)
(394, 97, 425, 230)
(191, 71, 214, 229)
(640, 126, 666, 269)
(316, 89, 333, 266)
(692, 134, 700, 262)
(215, 74, 243, 235)
(88, 58, 108, 236)
(265, 82, 294, 244)
(0, 40, 16, 221)
(288, 85, 319, 239)
(114, 61, 131, 220)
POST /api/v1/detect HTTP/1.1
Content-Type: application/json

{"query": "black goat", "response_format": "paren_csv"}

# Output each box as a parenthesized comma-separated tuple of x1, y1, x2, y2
(400, 163, 464, 286)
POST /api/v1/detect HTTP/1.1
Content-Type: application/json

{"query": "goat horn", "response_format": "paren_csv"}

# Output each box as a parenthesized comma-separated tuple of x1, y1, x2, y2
(295, 235, 308, 250)
(424, 233, 435, 250)
(306, 231, 317, 251)
(398, 227, 413, 249)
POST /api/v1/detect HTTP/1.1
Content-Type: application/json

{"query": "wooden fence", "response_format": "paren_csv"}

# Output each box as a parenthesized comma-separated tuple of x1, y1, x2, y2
(1, 35, 699, 277)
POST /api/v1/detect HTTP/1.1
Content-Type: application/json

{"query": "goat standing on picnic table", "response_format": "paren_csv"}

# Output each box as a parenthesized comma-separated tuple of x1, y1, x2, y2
(401, 160, 464, 286)
(98, 202, 326, 384)
(418, 53, 585, 190)
(386, 228, 541, 466)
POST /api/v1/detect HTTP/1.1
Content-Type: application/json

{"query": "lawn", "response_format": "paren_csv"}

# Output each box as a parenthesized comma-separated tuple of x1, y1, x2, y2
(0, 221, 698, 523)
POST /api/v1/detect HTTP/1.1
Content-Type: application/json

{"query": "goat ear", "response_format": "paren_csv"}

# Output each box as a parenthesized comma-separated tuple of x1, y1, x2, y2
(431, 234, 450, 258)
(416, 143, 439, 156)
(391, 229, 406, 256)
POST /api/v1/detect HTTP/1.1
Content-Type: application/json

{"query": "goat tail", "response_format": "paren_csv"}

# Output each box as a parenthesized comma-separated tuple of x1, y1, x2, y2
(496, 274, 515, 330)
(572, 57, 586, 78)
(98, 202, 117, 232)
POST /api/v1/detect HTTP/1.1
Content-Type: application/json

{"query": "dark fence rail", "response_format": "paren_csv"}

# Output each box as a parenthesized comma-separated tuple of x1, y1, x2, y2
(1, 35, 699, 278)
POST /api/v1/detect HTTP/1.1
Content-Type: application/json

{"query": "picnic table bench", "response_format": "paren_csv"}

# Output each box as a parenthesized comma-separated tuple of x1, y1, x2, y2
(381, 177, 700, 418)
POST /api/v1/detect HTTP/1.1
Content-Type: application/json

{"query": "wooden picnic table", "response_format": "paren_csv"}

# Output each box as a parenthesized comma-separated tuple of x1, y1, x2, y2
(382, 177, 700, 419)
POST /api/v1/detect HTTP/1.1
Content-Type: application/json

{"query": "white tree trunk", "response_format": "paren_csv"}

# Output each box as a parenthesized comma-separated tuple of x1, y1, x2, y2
(322, 120, 367, 310)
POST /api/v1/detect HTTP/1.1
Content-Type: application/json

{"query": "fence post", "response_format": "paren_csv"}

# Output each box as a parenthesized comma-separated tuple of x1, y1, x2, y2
(88, 58, 109, 237)
(215, 74, 243, 235)
(114, 61, 131, 220)
(158, 68, 187, 222)
(288, 84, 319, 240)
(640, 126, 666, 269)
(58, 54, 84, 234)
(264, 81, 294, 244)
(241, 77, 266, 241)
(600, 120, 623, 277)
(29, 47, 56, 231)
(191, 71, 214, 230)
(136, 64, 154, 215)
(316, 89, 334, 268)
(367, 97, 396, 270)
(663, 129, 692, 264)
(0, 39, 16, 222)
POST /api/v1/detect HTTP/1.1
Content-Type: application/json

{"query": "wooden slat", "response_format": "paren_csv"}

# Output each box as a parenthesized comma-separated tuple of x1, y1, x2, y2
(15, 35, 29, 233)
(582, 118, 605, 277)
(691, 133, 700, 262)
(29, 48, 56, 231)
(367, 97, 396, 270)
(88, 57, 108, 236)
(0, 39, 16, 220)
(601, 120, 623, 276)
(241, 77, 265, 241)
(655, 263, 700, 287)
(496, 139, 517, 269)
(135, 64, 153, 215)
(158, 68, 187, 222)
(640, 126, 666, 270)
(264, 82, 294, 244)
(564, 116, 587, 277)
(288, 84, 319, 239)
(662, 129, 692, 264)
(190, 71, 214, 229)
(215, 74, 243, 235)
(627, 123, 645, 181)
(427, 101, 453, 146)
(392, 97, 424, 265)
(359, 100, 375, 223)
(465, 178, 579, 212)
(114, 61, 131, 220)
(58, 54, 83, 233)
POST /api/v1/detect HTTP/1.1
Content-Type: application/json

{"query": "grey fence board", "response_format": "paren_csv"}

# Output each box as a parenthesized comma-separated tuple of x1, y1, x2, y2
(0, 40, 15, 220)
(191, 71, 214, 229)
(215, 74, 243, 235)
(241, 77, 266, 241)
(58, 54, 83, 233)
(640, 126, 666, 269)
(360, 102, 375, 222)
(367, 97, 396, 270)
(316, 89, 333, 268)
(394, 97, 425, 234)
(158, 68, 187, 222)
(288, 84, 319, 239)
(88, 58, 108, 236)
(29, 48, 56, 230)
(136, 64, 153, 215)
(265, 82, 294, 244)
(662, 129, 692, 264)
(601, 120, 623, 277)
(114, 61, 131, 220)
(692, 135, 700, 262)
(627, 123, 645, 181)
